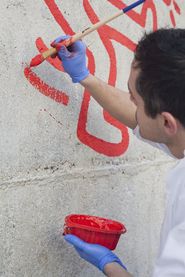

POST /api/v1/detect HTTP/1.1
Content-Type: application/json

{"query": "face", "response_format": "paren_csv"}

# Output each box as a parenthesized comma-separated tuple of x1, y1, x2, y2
(128, 62, 167, 143)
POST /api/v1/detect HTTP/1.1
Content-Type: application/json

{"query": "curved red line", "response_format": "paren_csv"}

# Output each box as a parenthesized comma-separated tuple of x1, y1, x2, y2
(77, 49, 129, 156)
(80, 0, 131, 156)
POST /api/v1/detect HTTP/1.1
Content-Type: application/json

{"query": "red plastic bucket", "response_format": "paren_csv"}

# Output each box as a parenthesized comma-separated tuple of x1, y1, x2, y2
(63, 214, 126, 250)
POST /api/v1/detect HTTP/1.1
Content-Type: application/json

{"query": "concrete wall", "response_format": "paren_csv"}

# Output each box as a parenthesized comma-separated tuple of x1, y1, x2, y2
(0, 1, 184, 276)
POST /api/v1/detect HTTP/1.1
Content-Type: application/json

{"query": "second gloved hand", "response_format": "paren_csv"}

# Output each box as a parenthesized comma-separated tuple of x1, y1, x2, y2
(64, 234, 127, 273)
(51, 35, 90, 83)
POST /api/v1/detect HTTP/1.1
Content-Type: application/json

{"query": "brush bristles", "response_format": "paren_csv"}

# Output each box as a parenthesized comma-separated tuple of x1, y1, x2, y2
(30, 54, 44, 67)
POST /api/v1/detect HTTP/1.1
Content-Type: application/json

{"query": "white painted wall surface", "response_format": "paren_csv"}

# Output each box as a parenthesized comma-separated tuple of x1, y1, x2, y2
(0, 1, 184, 276)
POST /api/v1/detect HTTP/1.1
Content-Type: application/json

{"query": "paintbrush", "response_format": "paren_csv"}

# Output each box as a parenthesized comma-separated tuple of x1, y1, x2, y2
(30, 0, 145, 67)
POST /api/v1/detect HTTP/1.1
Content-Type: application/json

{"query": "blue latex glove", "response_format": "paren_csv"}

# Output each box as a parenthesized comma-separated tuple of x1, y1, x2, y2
(52, 35, 89, 83)
(64, 234, 127, 273)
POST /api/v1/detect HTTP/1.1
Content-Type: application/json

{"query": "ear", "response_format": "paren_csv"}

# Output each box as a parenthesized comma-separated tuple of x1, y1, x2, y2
(161, 112, 178, 136)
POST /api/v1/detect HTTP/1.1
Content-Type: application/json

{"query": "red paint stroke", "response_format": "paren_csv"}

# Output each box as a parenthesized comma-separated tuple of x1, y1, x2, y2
(24, 67, 69, 105)
(173, 0, 181, 15)
(162, 0, 181, 26)
(170, 9, 176, 27)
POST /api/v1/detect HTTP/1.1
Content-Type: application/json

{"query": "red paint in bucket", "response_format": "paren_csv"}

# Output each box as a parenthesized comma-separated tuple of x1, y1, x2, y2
(63, 214, 126, 250)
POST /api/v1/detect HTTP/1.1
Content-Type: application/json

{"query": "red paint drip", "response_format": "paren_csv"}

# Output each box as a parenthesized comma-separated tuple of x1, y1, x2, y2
(24, 67, 69, 105)
(30, 54, 44, 67)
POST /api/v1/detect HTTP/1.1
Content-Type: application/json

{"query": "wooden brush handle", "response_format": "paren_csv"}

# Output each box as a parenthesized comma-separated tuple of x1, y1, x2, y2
(42, 10, 123, 60)
(72, 10, 123, 42)
(42, 47, 57, 59)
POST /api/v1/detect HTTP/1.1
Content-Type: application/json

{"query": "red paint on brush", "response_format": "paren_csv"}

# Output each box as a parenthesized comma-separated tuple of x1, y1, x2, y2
(30, 38, 72, 68)
(36, 37, 63, 71)
(30, 54, 44, 67)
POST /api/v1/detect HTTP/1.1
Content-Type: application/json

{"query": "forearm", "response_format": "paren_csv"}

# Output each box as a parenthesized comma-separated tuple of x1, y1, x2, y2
(104, 263, 133, 277)
(80, 74, 137, 129)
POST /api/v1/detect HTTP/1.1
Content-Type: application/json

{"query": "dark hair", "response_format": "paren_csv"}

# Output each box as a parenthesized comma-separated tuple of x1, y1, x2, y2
(134, 28, 185, 127)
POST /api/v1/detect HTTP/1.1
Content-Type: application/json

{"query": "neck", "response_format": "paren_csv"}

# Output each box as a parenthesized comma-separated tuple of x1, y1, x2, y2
(167, 129, 185, 159)
(169, 146, 184, 159)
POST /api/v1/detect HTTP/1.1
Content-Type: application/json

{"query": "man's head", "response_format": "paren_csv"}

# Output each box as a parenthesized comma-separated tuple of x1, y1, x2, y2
(128, 28, 185, 158)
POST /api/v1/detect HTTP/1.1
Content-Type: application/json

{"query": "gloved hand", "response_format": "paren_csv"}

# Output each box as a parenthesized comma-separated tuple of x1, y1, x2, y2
(51, 35, 90, 83)
(64, 234, 127, 273)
